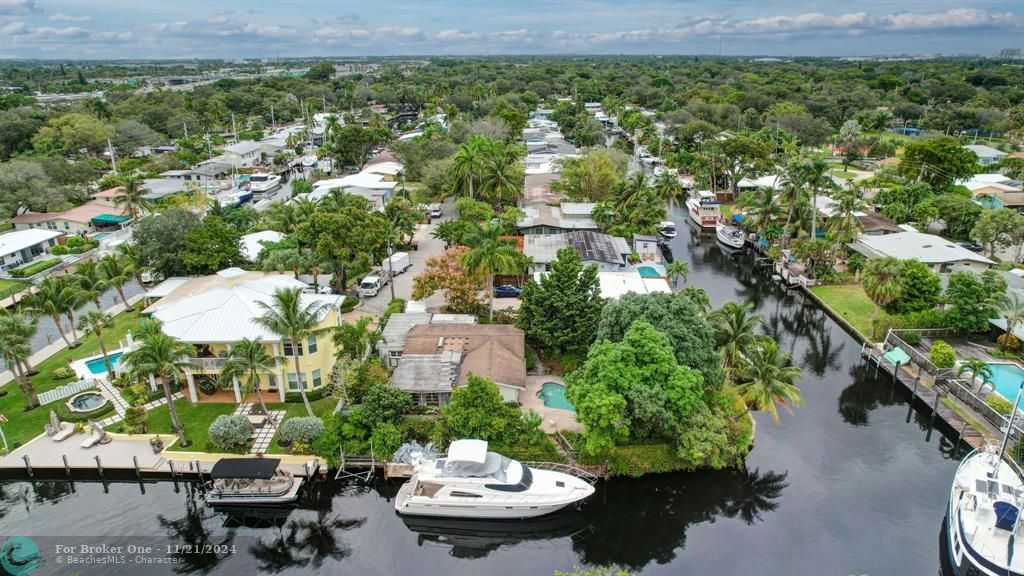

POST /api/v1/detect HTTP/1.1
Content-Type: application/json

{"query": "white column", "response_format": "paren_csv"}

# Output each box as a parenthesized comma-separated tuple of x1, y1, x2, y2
(185, 373, 198, 403)
(232, 375, 242, 403)
(273, 342, 286, 402)
(148, 374, 157, 392)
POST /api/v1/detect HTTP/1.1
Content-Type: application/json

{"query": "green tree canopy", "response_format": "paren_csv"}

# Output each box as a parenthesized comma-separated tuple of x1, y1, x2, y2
(181, 216, 243, 275)
(898, 136, 977, 189)
(517, 246, 605, 355)
(131, 208, 201, 277)
(945, 270, 1007, 334)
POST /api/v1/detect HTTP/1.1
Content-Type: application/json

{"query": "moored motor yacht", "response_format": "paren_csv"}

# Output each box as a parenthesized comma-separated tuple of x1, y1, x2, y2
(204, 458, 303, 506)
(687, 190, 720, 229)
(658, 220, 677, 239)
(248, 172, 282, 195)
(394, 439, 596, 519)
(716, 221, 745, 249)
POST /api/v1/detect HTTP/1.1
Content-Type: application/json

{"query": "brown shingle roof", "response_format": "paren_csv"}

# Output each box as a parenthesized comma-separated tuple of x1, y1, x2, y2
(402, 324, 526, 389)
(859, 212, 902, 233)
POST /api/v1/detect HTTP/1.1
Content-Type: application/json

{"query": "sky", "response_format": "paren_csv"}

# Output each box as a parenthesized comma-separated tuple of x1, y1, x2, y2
(0, 0, 1022, 59)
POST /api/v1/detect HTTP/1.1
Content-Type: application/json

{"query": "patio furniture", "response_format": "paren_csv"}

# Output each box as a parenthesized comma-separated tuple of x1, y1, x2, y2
(80, 419, 108, 449)
(45, 410, 76, 441)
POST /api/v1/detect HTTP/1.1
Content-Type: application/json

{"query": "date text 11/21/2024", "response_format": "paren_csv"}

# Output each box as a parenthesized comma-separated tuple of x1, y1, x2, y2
(55, 544, 239, 555)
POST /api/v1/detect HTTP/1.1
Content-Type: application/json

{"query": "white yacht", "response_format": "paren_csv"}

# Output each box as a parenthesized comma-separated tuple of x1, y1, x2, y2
(687, 190, 721, 229)
(248, 173, 282, 195)
(301, 154, 318, 168)
(716, 222, 745, 249)
(204, 458, 303, 506)
(947, 383, 1024, 576)
(395, 439, 596, 519)
(658, 220, 677, 239)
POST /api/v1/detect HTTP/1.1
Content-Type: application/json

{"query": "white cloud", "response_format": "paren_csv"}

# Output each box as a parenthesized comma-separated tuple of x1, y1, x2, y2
(49, 12, 91, 22)
(0, 0, 36, 15)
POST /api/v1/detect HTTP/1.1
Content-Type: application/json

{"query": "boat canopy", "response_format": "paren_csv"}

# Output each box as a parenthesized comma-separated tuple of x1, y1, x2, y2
(443, 452, 512, 483)
(447, 439, 488, 463)
(883, 347, 912, 366)
(210, 458, 281, 480)
(994, 501, 1020, 531)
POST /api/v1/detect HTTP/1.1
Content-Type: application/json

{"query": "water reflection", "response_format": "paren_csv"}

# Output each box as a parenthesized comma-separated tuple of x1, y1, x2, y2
(838, 364, 907, 426)
(157, 486, 237, 575)
(401, 511, 590, 559)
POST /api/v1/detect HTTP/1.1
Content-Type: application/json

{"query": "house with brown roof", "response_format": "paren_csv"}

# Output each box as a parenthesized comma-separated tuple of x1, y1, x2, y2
(390, 324, 527, 406)
(10, 188, 131, 234)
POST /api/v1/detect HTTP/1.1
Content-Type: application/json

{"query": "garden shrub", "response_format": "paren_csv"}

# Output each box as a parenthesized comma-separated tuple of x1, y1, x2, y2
(311, 412, 342, 467)
(381, 299, 406, 327)
(998, 333, 1021, 353)
(399, 416, 442, 445)
(338, 295, 359, 313)
(284, 385, 330, 403)
(50, 245, 69, 255)
(55, 399, 115, 423)
(370, 422, 402, 458)
(123, 405, 147, 434)
(986, 395, 1013, 416)
(51, 367, 75, 380)
(279, 417, 325, 444)
(208, 415, 252, 449)
(901, 331, 922, 345)
(65, 236, 86, 248)
(361, 384, 413, 427)
(929, 340, 956, 369)
(290, 441, 313, 455)
(10, 258, 61, 277)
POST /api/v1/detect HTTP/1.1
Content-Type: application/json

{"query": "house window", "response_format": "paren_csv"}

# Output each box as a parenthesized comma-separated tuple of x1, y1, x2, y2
(283, 339, 303, 356)
(267, 374, 278, 390)
(307, 336, 318, 354)
(64, 222, 70, 230)
(312, 368, 322, 388)
(287, 373, 307, 390)
(46, 222, 56, 230)
(424, 392, 441, 406)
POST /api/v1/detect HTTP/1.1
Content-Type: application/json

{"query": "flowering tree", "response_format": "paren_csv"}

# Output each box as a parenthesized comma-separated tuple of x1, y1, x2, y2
(412, 246, 485, 314)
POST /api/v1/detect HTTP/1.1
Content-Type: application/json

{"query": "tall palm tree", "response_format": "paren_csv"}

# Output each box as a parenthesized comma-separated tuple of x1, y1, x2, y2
(666, 261, 689, 287)
(332, 317, 380, 360)
(614, 172, 650, 212)
(72, 260, 108, 309)
(219, 338, 280, 419)
(0, 311, 40, 408)
(479, 144, 524, 208)
(0, 309, 38, 375)
(26, 276, 82, 347)
(117, 243, 148, 289)
(97, 252, 133, 310)
(735, 339, 804, 423)
(653, 170, 686, 210)
(77, 310, 114, 374)
(958, 358, 994, 393)
(736, 187, 785, 235)
(121, 320, 197, 447)
(778, 158, 807, 231)
(995, 292, 1024, 350)
(113, 172, 154, 222)
(322, 114, 342, 139)
(709, 301, 764, 378)
(826, 187, 869, 245)
(861, 257, 904, 333)
(462, 225, 520, 321)
(255, 287, 332, 417)
(450, 137, 486, 199)
(802, 155, 832, 239)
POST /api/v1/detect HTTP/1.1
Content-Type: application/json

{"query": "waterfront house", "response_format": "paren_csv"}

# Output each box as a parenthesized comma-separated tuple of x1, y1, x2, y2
(0, 229, 62, 270)
(848, 231, 994, 274)
(814, 195, 902, 236)
(141, 268, 342, 403)
(390, 324, 527, 406)
(10, 189, 131, 234)
(516, 202, 599, 235)
(377, 312, 476, 368)
(222, 140, 264, 168)
(963, 144, 1007, 166)
(523, 230, 632, 271)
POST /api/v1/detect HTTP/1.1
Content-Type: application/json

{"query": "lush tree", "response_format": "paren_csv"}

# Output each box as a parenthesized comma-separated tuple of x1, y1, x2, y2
(0, 311, 40, 409)
(708, 301, 763, 379)
(826, 187, 869, 245)
(944, 270, 1006, 334)
(734, 339, 804, 423)
(328, 124, 387, 170)
(885, 260, 941, 315)
(132, 208, 201, 277)
(219, 338, 280, 418)
(208, 414, 253, 450)
(449, 136, 487, 200)
(959, 358, 994, 392)
(596, 292, 723, 389)
(31, 112, 114, 155)
(72, 260, 108, 310)
(255, 287, 333, 417)
(454, 197, 494, 223)
(971, 208, 1024, 259)
(861, 257, 904, 328)
(550, 149, 628, 202)
(666, 261, 689, 287)
(932, 193, 982, 240)
(26, 276, 83, 347)
(995, 292, 1024, 351)
(304, 62, 336, 81)
(360, 384, 414, 427)
(517, 247, 605, 354)
(332, 316, 380, 360)
(478, 140, 525, 208)
(296, 209, 386, 291)
(441, 375, 533, 444)
(462, 225, 521, 321)
(705, 135, 771, 197)
(653, 170, 686, 210)
(181, 216, 243, 274)
(898, 137, 977, 189)
(97, 252, 134, 310)
(0, 159, 62, 217)
(412, 246, 485, 314)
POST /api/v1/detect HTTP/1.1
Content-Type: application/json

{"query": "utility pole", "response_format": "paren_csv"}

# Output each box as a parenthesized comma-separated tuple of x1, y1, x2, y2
(231, 113, 237, 142)
(183, 123, 189, 139)
(107, 139, 118, 175)
(387, 238, 395, 302)
(271, 105, 276, 131)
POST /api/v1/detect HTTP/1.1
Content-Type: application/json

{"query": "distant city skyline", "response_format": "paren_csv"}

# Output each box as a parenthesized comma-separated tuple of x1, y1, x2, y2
(0, 0, 1022, 59)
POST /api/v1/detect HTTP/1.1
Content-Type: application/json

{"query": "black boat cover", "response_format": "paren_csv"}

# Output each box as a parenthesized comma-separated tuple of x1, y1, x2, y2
(209, 458, 281, 480)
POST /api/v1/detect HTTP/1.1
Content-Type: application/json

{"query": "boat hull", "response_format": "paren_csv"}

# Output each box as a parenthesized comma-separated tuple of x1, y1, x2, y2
(205, 479, 302, 507)
(396, 499, 585, 520)
(716, 224, 745, 249)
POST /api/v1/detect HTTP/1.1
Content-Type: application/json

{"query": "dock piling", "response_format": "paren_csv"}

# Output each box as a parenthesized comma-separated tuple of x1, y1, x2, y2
(94, 455, 104, 480)
(133, 456, 142, 482)
(62, 454, 71, 479)
(22, 455, 32, 479)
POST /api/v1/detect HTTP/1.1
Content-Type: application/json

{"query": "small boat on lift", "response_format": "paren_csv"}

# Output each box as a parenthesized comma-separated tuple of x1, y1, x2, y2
(205, 458, 303, 506)
(716, 221, 746, 249)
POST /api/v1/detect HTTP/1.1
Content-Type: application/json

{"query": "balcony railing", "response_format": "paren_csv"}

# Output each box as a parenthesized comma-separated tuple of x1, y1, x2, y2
(189, 357, 229, 370)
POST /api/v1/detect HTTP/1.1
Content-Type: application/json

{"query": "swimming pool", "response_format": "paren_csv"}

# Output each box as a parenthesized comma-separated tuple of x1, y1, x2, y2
(537, 382, 575, 412)
(92, 233, 110, 240)
(637, 266, 662, 278)
(85, 351, 123, 375)
(985, 362, 1024, 401)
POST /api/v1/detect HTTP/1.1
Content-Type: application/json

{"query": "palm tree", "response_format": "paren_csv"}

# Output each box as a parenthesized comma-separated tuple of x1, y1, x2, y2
(450, 137, 486, 199)
(255, 287, 332, 417)
(995, 292, 1024, 351)
(219, 338, 280, 419)
(653, 170, 686, 210)
(802, 155, 832, 239)
(861, 257, 904, 333)
(778, 158, 807, 231)
(121, 320, 197, 447)
(479, 144, 524, 208)
(735, 339, 804, 423)
(73, 260, 108, 309)
(826, 187, 869, 245)
(736, 187, 785, 235)
(709, 301, 764, 377)
(332, 317, 380, 360)
(958, 358, 994, 393)
(462, 225, 520, 321)
(26, 276, 81, 347)
(0, 311, 40, 408)
(112, 172, 154, 221)
(666, 261, 689, 287)
(614, 172, 650, 212)
(322, 114, 342, 139)
(77, 310, 114, 374)
(0, 309, 38, 375)
(117, 243, 148, 289)
(97, 252, 133, 310)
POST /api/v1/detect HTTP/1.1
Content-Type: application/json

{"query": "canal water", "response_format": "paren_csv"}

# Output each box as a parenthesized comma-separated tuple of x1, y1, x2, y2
(0, 212, 964, 575)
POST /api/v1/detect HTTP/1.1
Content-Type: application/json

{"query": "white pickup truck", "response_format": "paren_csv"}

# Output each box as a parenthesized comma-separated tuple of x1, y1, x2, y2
(358, 252, 411, 297)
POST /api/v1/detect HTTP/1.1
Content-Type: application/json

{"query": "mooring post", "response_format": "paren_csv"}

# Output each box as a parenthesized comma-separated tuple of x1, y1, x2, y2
(893, 361, 902, 384)
(22, 455, 32, 479)
(95, 455, 104, 480)
(63, 454, 71, 480)
(133, 455, 142, 482)
(931, 392, 942, 424)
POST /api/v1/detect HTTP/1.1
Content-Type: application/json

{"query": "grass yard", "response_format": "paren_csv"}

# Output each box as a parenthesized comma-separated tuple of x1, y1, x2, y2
(830, 168, 859, 180)
(0, 309, 144, 449)
(0, 279, 27, 299)
(720, 204, 735, 220)
(810, 283, 884, 339)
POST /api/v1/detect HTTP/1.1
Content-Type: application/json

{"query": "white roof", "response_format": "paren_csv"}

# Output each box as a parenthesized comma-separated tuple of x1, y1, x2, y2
(737, 174, 783, 190)
(964, 144, 1007, 159)
(447, 439, 488, 463)
(146, 277, 190, 299)
(150, 275, 339, 343)
(814, 195, 866, 218)
(312, 172, 397, 192)
(852, 231, 995, 266)
(224, 140, 262, 155)
(0, 229, 61, 257)
(239, 230, 284, 262)
(363, 161, 403, 176)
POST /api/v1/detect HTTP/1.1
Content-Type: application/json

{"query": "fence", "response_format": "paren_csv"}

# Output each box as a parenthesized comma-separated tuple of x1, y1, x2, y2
(941, 377, 1024, 441)
(883, 330, 955, 381)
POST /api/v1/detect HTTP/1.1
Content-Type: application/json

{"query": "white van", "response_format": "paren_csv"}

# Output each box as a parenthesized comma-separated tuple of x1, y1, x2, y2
(429, 203, 442, 219)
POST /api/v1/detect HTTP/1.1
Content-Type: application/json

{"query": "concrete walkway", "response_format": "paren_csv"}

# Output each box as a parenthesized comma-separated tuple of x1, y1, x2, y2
(232, 402, 286, 454)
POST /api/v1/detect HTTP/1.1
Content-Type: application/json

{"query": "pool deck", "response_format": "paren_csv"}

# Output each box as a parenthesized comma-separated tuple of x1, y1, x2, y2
(520, 376, 582, 434)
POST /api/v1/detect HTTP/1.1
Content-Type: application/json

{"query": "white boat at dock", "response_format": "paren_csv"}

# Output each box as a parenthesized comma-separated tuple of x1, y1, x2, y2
(716, 222, 745, 249)
(248, 172, 282, 195)
(394, 439, 596, 519)
(658, 220, 677, 239)
(687, 191, 720, 229)
(204, 458, 303, 506)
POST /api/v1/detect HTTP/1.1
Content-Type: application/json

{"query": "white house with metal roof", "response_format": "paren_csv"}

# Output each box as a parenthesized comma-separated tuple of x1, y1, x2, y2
(964, 145, 1007, 166)
(0, 229, 62, 270)
(222, 140, 264, 167)
(848, 231, 994, 274)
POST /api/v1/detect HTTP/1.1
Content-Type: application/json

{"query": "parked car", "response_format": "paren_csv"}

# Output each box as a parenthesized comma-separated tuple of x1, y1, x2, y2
(494, 285, 522, 298)
(958, 241, 984, 253)
(302, 284, 332, 294)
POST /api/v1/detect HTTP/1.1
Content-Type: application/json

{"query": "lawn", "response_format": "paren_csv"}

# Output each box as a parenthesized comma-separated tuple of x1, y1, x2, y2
(810, 283, 885, 339)
(147, 397, 336, 453)
(830, 168, 859, 180)
(0, 279, 27, 299)
(0, 308, 144, 449)
(720, 204, 735, 220)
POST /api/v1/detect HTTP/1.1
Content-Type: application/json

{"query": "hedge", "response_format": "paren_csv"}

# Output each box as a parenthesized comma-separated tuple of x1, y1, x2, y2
(279, 417, 324, 443)
(338, 295, 359, 313)
(55, 397, 116, 423)
(10, 258, 61, 278)
(284, 386, 330, 403)
(987, 395, 1013, 416)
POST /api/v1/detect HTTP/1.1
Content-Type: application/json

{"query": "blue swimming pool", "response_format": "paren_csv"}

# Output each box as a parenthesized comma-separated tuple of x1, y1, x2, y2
(92, 233, 110, 240)
(537, 382, 575, 412)
(985, 362, 1024, 401)
(85, 351, 123, 375)
(637, 266, 662, 278)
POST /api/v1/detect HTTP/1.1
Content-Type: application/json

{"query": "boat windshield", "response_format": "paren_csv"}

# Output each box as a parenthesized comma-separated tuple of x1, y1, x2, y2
(251, 175, 268, 182)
